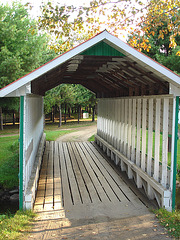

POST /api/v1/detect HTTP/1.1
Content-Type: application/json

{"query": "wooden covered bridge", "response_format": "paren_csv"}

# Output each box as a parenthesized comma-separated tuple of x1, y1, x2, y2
(0, 30, 179, 213)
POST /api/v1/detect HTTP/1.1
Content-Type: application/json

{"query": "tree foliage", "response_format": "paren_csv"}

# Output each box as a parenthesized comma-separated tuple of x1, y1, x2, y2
(0, 2, 56, 129)
(0, 2, 55, 89)
(39, 0, 180, 54)
(128, 5, 180, 74)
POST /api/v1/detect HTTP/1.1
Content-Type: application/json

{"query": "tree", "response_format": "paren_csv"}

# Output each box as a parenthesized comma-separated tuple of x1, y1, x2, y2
(39, 0, 180, 54)
(0, 2, 56, 130)
(128, 9, 180, 74)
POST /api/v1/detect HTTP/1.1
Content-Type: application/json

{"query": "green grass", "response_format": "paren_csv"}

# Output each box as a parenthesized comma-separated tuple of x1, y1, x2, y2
(88, 135, 95, 142)
(44, 129, 76, 141)
(0, 210, 36, 240)
(154, 208, 180, 239)
(0, 136, 19, 190)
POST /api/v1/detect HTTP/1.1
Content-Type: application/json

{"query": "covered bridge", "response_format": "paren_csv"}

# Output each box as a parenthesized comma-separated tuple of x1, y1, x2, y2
(0, 30, 179, 211)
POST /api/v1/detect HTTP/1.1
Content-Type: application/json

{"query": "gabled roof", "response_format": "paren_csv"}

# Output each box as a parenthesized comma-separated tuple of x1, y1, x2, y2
(0, 30, 180, 98)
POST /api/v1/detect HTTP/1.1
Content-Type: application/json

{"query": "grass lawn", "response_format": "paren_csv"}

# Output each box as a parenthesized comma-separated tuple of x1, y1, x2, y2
(0, 210, 36, 240)
(45, 129, 76, 141)
(154, 208, 180, 239)
(0, 136, 19, 190)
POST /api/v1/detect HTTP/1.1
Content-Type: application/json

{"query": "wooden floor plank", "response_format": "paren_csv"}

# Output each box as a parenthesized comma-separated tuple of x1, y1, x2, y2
(34, 140, 149, 217)
(71, 142, 100, 203)
(58, 142, 73, 208)
(74, 142, 109, 203)
(91, 142, 147, 208)
(62, 142, 82, 204)
(53, 142, 63, 209)
(78, 142, 119, 203)
(84, 142, 134, 203)
(44, 141, 53, 210)
(67, 142, 91, 204)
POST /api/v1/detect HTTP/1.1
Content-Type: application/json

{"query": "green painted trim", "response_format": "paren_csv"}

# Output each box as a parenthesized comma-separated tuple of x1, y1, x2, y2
(172, 96, 179, 211)
(19, 96, 24, 210)
(80, 41, 125, 56)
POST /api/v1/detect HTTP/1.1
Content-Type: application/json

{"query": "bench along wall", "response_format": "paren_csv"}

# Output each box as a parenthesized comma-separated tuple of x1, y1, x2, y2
(96, 95, 175, 211)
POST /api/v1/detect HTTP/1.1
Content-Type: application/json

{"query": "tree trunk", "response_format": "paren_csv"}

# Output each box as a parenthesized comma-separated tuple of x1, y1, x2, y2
(68, 107, 71, 118)
(78, 105, 80, 124)
(0, 107, 3, 131)
(89, 105, 92, 114)
(64, 104, 67, 124)
(13, 110, 16, 126)
(58, 103, 62, 127)
(92, 106, 95, 122)
(52, 106, 55, 123)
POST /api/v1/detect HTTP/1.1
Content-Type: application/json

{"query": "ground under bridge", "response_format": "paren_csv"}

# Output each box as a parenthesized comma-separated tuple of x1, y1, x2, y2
(0, 30, 179, 211)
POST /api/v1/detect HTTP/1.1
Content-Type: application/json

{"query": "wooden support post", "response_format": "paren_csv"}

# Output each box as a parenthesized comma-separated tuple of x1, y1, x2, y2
(136, 99, 141, 167)
(131, 99, 136, 162)
(147, 99, 153, 176)
(117, 99, 121, 151)
(137, 174, 142, 188)
(161, 98, 169, 188)
(154, 99, 161, 182)
(120, 99, 125, 152)
(141, 99, 147, 171)
(124, 99, 128, 156)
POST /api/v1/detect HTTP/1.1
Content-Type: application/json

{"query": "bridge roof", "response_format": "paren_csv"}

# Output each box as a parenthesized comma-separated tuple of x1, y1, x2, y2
(0, 30, 180, 98)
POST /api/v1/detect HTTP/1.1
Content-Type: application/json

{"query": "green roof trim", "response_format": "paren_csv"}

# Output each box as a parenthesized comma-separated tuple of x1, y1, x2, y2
(80, 41, 125, 56)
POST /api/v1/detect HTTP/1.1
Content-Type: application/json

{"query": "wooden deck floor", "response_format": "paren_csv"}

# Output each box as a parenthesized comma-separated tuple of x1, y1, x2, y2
(34, 141, 150, 220)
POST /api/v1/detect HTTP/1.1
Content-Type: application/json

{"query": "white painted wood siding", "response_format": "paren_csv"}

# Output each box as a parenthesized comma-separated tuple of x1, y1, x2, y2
(97, 95, 173, 189)
(23, 95, 44, 196)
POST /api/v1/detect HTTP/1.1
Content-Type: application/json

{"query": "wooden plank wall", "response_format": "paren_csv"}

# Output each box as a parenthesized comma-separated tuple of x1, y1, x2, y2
(97, 95, 173, 191)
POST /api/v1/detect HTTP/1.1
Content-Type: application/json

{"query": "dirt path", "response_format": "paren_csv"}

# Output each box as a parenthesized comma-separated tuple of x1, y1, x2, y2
(56, 124, 97, 142)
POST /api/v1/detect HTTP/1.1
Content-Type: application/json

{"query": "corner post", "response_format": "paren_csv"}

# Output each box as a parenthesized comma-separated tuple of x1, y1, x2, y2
(19, 96, 24, 210)
(171, 96, 179, 211)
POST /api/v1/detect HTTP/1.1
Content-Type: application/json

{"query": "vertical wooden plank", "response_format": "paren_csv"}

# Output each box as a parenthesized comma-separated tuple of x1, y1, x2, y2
(120, 99, 126, 171)
(124, 99, 128, 156)
(97, 99, 100, 136)
(105, 99, 107, 141)
(136, 98, 141, 167)
(121, 99, 125, 152)
(127, 99, 132, 159)
(161, 98, 169, 188)
(118, 99, 122, 151)
(117, 99, 121, 151)
(127, 99, 133, 179)
(107, 99, 110, 144)
(131, 99, 136, 163)
(112, 99, 115, 147)
(114, 99, 118, 149)
(154, 98, 161, 182)
(147, 99, 153, 176)
(141, 98, 147, 172)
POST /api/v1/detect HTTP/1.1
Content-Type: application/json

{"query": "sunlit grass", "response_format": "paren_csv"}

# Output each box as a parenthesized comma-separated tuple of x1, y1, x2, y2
(0, 210, 36, 240)
(154, 208, 180, 239)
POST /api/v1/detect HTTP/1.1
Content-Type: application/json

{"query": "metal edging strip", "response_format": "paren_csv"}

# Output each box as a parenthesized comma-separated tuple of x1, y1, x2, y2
(19, 96, 24, 210)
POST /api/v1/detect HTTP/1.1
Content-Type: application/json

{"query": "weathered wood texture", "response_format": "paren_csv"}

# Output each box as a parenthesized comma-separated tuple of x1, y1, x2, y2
(34, 141, 149, 219)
